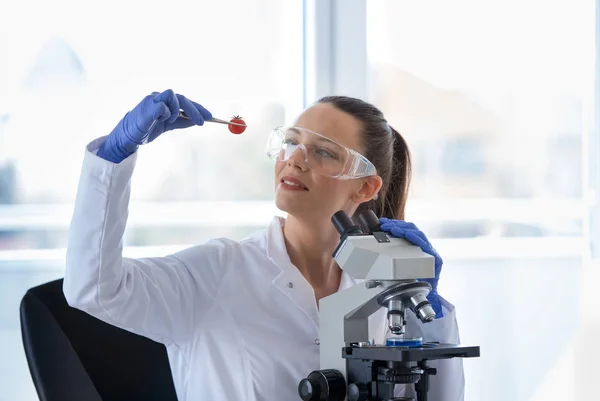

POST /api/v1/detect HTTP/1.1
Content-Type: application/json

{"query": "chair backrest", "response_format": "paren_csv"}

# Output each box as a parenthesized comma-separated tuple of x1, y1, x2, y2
(20, 278, 179, 401)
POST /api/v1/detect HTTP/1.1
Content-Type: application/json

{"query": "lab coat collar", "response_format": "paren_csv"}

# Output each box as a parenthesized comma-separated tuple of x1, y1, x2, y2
(264, 216, 316, 327)
(264, 216, 290, 272)
(264, 215, 360, 293)
(264, 216, 358, 287)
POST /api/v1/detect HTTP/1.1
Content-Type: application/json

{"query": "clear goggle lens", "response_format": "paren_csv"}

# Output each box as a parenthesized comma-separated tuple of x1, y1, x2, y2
(266, 126, 376, 180)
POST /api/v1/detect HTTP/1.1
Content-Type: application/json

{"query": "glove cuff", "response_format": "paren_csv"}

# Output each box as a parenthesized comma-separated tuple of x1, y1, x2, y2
(97, 132, 137, 163)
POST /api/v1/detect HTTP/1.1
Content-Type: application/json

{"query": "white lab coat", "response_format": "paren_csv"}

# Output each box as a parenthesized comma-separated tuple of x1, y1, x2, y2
(63, 136, 465, 401)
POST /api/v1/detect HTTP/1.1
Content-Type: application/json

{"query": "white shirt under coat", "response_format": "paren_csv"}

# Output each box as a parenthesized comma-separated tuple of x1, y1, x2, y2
(63, 136, 466, 401)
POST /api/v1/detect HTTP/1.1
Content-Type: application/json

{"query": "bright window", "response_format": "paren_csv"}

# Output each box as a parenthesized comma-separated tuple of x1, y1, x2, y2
(367, 1, 595, 400)
(0, 1, 303, 399)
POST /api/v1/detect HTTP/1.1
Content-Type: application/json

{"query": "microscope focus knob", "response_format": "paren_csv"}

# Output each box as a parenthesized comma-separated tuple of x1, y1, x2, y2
(347, 382, 369, 401)
(298, 369, 346, 401)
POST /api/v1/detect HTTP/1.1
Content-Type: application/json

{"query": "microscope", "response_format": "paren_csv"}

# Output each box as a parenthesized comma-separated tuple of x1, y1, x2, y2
(297, 210, 480, 401)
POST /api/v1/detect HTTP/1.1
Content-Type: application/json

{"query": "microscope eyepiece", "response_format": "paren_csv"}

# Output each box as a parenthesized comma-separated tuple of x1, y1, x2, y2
(331, 211, 363, 238)
(357, 210, 381, 234)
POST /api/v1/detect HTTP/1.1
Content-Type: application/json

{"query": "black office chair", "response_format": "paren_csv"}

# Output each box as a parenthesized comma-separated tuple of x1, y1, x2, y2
(20, 278, 179, 401)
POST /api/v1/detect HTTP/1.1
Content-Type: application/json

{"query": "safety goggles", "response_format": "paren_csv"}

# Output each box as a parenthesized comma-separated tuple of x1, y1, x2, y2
(265, 126, 377, 180)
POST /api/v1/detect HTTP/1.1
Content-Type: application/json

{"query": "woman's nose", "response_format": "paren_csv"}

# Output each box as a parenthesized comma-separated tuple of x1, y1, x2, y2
(286, 146, 308, 170)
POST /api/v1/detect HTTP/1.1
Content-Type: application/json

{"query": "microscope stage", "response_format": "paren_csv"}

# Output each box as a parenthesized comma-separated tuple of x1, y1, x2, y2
(342, 343, 480, 362)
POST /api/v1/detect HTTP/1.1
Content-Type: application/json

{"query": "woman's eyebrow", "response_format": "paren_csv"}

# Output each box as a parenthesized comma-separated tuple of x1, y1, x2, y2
(290, 128, 337, 144)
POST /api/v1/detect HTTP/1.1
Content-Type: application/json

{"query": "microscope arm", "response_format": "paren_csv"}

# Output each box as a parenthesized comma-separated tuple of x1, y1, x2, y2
(319, 283, 385, 381)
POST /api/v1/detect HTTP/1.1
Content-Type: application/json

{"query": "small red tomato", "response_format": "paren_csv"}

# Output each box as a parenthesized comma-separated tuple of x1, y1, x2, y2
(228, 115, 246, 134)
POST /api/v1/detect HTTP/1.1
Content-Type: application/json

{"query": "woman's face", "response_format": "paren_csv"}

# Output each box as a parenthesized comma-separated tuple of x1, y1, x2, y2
(273, 102, 380, 223)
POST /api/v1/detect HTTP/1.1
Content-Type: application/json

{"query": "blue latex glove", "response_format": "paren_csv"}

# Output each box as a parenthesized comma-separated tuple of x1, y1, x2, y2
(97, 89, 212, 163)
(379, 217, 444, 318)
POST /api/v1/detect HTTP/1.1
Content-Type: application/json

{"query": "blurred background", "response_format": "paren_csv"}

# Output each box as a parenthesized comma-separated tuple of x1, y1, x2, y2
(1, 0, 599, 400)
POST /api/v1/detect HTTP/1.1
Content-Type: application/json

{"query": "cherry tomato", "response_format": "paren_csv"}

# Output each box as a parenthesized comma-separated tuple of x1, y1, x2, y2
(228, 115, 246, 134)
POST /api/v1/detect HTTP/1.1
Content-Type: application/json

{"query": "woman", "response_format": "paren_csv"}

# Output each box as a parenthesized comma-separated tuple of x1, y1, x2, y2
(63, 90, 464, 400)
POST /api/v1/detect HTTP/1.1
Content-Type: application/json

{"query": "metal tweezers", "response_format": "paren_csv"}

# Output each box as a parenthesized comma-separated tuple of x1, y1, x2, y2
(178, 111, 247, 127)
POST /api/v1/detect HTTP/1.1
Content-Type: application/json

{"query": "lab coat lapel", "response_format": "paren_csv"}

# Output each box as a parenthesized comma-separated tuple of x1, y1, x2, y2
(265, 217, 320, 329)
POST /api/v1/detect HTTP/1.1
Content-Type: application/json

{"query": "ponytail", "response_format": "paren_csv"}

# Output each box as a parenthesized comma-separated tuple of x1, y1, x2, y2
(380, 127, 411, 220)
